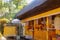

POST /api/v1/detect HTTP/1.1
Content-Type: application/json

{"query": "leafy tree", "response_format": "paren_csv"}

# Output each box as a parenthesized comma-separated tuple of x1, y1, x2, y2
(0, 0, 29, 19)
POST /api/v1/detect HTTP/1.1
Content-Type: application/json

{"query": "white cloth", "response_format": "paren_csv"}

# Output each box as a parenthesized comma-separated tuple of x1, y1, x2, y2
(0, 36, 6, 40)
(12, 19, 20, 24)
(25, 35, 32, 39)
(54, 16, 60, 30)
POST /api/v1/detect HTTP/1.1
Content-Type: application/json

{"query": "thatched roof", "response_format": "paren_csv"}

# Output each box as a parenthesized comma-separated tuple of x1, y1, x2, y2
(16, 0, 60, 20)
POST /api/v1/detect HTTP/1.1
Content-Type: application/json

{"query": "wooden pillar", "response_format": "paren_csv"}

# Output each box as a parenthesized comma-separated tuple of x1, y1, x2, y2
(46, 17, 49, 40)
(23, 22, 26, 36)
(34, 19, 38, 40)
(25, 22, 29, 35)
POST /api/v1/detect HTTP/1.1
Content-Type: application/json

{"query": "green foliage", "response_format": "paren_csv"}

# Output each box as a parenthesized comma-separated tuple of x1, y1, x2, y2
(0, 1, 2, 9)
(0, 0, 28, 19)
